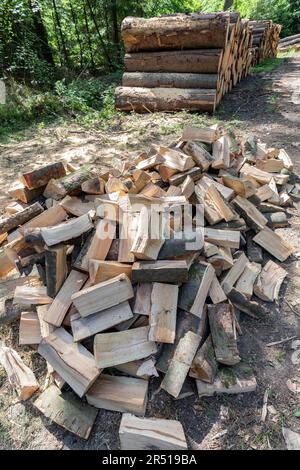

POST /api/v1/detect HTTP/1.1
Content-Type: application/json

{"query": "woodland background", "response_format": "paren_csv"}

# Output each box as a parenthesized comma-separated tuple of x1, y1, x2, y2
(0, 1, 299, 140)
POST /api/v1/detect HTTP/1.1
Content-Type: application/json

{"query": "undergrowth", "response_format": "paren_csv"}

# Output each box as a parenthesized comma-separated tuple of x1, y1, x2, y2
(251, 48, 296, 73)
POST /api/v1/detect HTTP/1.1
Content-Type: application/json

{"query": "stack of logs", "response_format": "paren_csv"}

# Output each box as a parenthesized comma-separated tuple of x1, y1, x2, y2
(115, 12, 254, 114)
(278, 33, 300, 52)
(250, 20, 282, 65)
(0, 124, 297, 449)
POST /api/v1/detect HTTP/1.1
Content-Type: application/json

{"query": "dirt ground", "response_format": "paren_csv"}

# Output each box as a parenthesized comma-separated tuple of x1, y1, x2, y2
(0, 54, 300, 450)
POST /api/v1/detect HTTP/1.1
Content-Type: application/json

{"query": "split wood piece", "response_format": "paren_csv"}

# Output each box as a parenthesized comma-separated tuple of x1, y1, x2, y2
(8, 183, 44, 204)
(258, 202, 286, 213)
(240, 163, 289, 185)
(189, 335, 218, 383)
(81, 176, 105, 195)
(136, 154, 163, 171)
(0, 249, 15, 278)
(45, 245, 67, 298)
(95, 198, 120, 222)
(278, 148, 293, 171)
(119, 413, 187, 450)
(118, 211, 140, 263)
(251, 183, 276, 204)
(13, 286, 52, 306)
(265, 212, 288, 228)
(235, 262, 262, 298)
(168, 168, 202, 187)
(0, 202, 44, 236)
(74, 220, 116, 272)
(253, 227, 294, 262)
(133, 283, 152, 316)
(209, 274, 227, 304)
(279, 190, 292, 207)
(132, 261, 188, 283)
(19, 312, 42, 345)
(19, 205, 68, 235)
(0, 233, 7, 245)
(124, 50, 223, 74)
(198, 175, 235, 202)
(70, 301, 133, 342)
(212, 135, 230, 169)
(161, 331, 201, 398)
(72, 273, 134, 318)
(86, 374, 148, 415)
(115, 313, 143, 332)
(195, 184, 221, 225)
(140, 181, 167, 197)
(60, 196, 95, 217)
(34, 384, 98, 440)
(41, 212, 93, 247)
(256, 158, 284, 173)
(38, 327, 100, 397)
(227, 288, 269, 318)
(254, 260, 287, 302)
(156, 308, 202, 374)
(178, 262, 214, 318)
(247, 236, 263, 263)
(158, 147, 195, 172)
(182, 124, 221, 143)
(123, 71, 219, 89)
(0, 345, 39, 400)
(267, 178, 280, 205)
(196, 363, 257, 397)
(158, 233, 200, 260)
(105, 177, 128, 194)
(115, 87, 217, 114)
(232, 195, 267, 232)
(115, 358, 158, 380)
(37, 305, 54, 339)
(180, 176, 195, 199)
(206, 246, 234, 275)
(43, 167, 94, 200)
(43, 270, 88, 327)
(204, 185, 235, 222)
(131, 207, 165, 261)
(20, 162, 66, 189)
(221, 252, 248, 294)
(149, 283, 178, 344)
(221, 174, 256, 198)
(122, 14, 229, 51)
(183, 141, 214, 171)
(89, 260, 132, 284)
(94, 326, 157, 369)
(204, 228, 240, 248)
(208, 303, 240, 366)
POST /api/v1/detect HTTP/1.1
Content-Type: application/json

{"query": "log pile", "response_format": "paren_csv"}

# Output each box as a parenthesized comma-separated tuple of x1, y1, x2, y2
(249, 20, 282, 65)
(115, 12, 253, 113)
(278, 33, 300, 52)
(0, 125, 297, 449)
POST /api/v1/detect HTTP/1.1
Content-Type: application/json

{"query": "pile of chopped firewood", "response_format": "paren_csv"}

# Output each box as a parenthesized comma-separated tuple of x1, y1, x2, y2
(250, 20, 282, 65)
(0, 124, 297, 449)
(116, 12, 254, 113)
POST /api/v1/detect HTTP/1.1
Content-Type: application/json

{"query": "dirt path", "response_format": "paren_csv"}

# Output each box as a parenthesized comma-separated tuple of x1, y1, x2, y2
(0, 55, 300, 450)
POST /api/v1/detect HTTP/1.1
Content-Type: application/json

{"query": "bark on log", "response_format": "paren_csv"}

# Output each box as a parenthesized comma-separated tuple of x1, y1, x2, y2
(0, 202, 44, 235)
(44, 167, 94, 200)
(115, 87, 216, 113)
(122, 72, 219, 89)
(19, 162, 66, 189)
(121, 14, 229, 52)
(124, 50, 223, 74)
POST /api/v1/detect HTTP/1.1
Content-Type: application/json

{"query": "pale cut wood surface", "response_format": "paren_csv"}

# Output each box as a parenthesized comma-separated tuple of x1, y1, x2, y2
(89, 260, 132, 284)
(253, 227, 294, 262)
(34, 384, 98, 440)
(94, 326, 157, 368)
(41, 213, 93, 246)
(13, 286, 53, 305)
(19, 205, 67, 235)
(149, 283, 178, 343)
(221, 252, 248, 294)
(43, 270, 87, 327)
(254, 260, 287, 301)
(72, 273, 134, 318)
(133, 283, 153, 316)
(38, 327, 100, 397)
(178, 262, 215, 317)
(19, 312, 42, 345)
(0, 345, 39, 400)
(235, 262, 262, 298)
(86, 374, 148, 415)
(70, 301, 133, 342)
(119, 413, 187, 450)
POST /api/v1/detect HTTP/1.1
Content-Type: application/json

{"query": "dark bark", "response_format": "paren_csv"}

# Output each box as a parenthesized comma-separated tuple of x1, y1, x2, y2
(83, 3, 95, 69)
(28, 0, 54, 65)
(86, 0, 114, 69)
(52, 0, 70, 67)
(69, 1, 84, 69)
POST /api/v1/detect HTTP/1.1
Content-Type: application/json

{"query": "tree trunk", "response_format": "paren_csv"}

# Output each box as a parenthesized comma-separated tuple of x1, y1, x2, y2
(52, 0, 70, 67)
(83, 3, 95, 69)
(122, 72, 218, 89)
(69, 1, 84, 69)
(111, 0, 120, 55)
(28, 0, 54, 65)
(224, 0, 233, 10)
(86, 0, 113, 69)
(115, 87, 216, 114)
(121, 14, 229, 52)
(124, 50, 223, 74)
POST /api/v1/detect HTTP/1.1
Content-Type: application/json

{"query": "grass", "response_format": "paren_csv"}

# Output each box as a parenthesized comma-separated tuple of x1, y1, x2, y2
(251, 48, 297, 74)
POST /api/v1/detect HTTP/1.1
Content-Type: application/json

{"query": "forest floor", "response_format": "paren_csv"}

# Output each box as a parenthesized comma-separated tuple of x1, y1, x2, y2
(0, 54, 300, 450)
